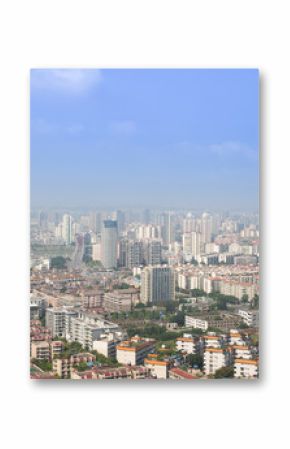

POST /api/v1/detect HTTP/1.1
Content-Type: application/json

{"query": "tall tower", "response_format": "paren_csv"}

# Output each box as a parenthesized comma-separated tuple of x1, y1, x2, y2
(101, 220, 118, 269)
(62, 214, 72, 245)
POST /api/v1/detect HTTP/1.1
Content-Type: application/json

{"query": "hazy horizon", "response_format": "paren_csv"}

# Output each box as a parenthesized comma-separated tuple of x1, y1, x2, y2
(31, 69, 259, 211)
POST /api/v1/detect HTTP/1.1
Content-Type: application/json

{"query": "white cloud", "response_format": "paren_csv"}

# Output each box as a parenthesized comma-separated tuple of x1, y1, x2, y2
(31, 69, 102, 94)
(109, 120, 136, 136)
(209, 141, 257, 159)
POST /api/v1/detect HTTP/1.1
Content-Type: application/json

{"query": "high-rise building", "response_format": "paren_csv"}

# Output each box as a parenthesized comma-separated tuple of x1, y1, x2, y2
(101, 220, 118, 268)
(162, 212, 175, 246)
(39, 210, 48, 230)
(183, 214, 195, 233)
(192, 231, 201, 259)
(116, 210, 126, 234)
(145, 240, 162, 265)
(141, 266, 175, 304)
(118, 239, 162, 269)
(62, 214, 72, 245)
(201, 212, 213, 245)
(182, 231, 201, 260)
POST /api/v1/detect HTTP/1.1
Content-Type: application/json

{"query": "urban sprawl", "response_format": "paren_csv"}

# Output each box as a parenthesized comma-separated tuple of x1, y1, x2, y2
(30, 209, 259, 380)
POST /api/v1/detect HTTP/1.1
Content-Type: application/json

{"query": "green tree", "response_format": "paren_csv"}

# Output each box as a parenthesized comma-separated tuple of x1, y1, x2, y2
(50, 256, 67, 269)
(187, 353, 203, 369)
(214, 366, 234, 378)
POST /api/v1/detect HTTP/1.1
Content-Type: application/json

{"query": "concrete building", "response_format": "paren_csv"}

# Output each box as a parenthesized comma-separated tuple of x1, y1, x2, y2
(144, 358, 169, 379)
(50, 341, 64, 359)
(204, 348, 231, 375)
(201, 212, 213, 245)
(62, 214, 72, 245)
(162, 212, 175, 246)
(116, 337, 155, 365)
(238, 309, 259, 327)
(69, 314, 122, 350)
(31, 341, 50, 360)
(141, 265, 175, 304)
(45, 307, 78, 338)
(234, 359, 259, 378)
(92, 333, 122, 358)
(101, 220, 118, 269)
(103, 291, 133, 312)
(185, 315, 209, 331)
(176, 334, 201, 354)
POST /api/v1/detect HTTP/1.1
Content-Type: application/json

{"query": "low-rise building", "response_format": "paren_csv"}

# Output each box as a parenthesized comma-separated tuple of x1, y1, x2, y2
(144, 358, 169, 379)
(116, 336, 155, 365)
(71, 365, 150, 380)
(230, 345, 253, 360)
(53, 353, 96, 378)
(31, 341, 50, 360)
(176, 334, 201, 354)
(238, 309, 259, 327)
(103, 291, 132, 312)
(234, 359, 259, 378)
(185, 315, 208, 331)
(93, 332, 123, 358)
(203, 334, 225, 349)
(169, 367, 197, 380)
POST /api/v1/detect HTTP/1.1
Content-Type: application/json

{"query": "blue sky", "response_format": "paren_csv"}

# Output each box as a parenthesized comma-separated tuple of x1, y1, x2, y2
(30, 69, 259, 211)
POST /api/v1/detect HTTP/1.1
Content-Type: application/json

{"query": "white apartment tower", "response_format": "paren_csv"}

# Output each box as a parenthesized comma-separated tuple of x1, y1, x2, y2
(62, 214, 72, 245)
(201, 212, 213, 245)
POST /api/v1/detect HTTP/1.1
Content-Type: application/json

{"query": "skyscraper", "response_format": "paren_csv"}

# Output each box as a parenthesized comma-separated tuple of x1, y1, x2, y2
(182, 231, 201, 260)
(162, 212, 175, 246)
(62, 214, 72, 245)
(201, 212, 213, 245)
(141, 266, 175, 304)
(116, 210, 126, 234)
(101, 220, 118, 269)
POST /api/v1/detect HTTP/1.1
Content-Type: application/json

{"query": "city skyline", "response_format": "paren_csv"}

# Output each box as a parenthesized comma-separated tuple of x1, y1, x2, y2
(31, 69, 259, 211)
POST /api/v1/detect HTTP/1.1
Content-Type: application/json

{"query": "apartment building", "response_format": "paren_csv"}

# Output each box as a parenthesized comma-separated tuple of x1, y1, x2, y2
(204, 348, 231, 376)
(230, 345, 253, 360)
(45, 307, 78, 338)
(92, 333, 123, 358)
(238, 309, 259, 327)
(50, 341, 64, 359)
(144, 358, 169, 379)
(69, 314, 122, 350)
(203, 334, 225, 349)
(53, 353, 96, 378)
(185, 315, 208, 331)
(31, 341, 50, 360)
(176, 334, 201, 354)
(234, 359, 259, 378)
(116, 337, 155, 365)
(103, 291, 132, 313)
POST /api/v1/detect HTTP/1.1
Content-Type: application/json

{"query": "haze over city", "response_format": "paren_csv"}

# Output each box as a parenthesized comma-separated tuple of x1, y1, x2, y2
(31, 69, 259, 211)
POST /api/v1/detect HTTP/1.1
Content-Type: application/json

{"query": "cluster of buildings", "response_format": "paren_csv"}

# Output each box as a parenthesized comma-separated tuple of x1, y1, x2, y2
(30, 209, 259, 380)
(176, 330, 259, 378)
